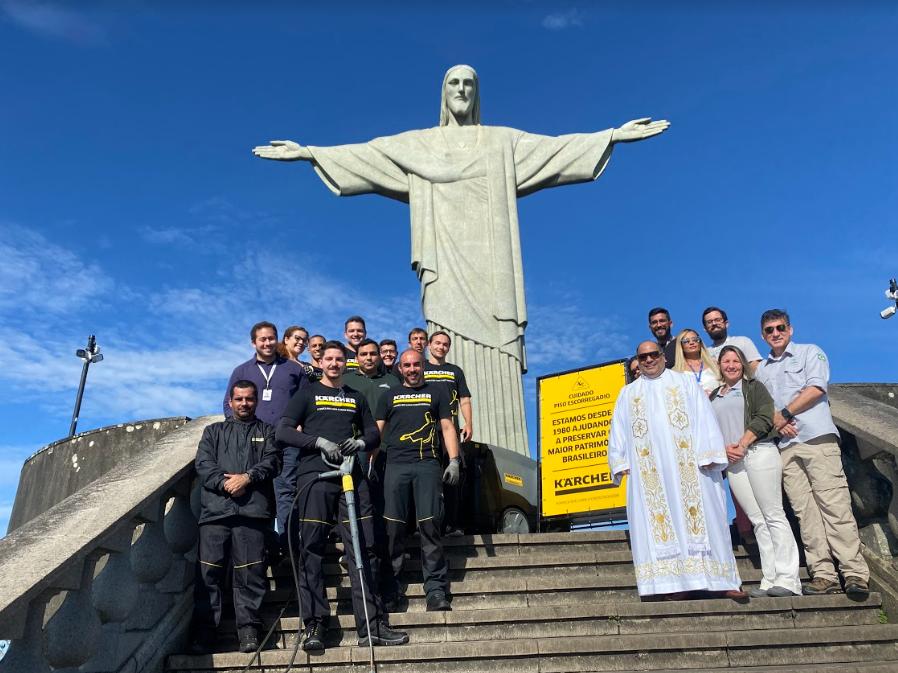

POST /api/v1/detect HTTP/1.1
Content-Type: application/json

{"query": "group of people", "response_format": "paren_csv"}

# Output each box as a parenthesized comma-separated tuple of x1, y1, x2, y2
(193, 317, 473, 654)
(613, 306, 868, 603)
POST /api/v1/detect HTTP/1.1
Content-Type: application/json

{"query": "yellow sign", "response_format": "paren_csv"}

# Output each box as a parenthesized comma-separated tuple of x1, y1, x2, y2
(538, 361, 628, 519)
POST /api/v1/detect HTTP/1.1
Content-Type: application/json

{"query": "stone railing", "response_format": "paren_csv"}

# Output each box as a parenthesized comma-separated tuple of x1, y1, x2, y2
(0, 416, 219, 673)
(830, 384, 898, 615)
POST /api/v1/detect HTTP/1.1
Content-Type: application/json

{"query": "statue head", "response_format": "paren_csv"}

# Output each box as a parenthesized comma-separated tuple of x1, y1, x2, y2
(440, 64, 480, 127)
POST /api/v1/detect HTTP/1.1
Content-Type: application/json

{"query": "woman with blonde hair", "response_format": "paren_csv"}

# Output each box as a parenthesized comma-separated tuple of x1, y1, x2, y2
(672, 328, 720, 394)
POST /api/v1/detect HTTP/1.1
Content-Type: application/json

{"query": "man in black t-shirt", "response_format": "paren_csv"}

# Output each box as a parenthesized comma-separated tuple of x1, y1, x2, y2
(375, 349, 461, 612)
(343, 315, 367, 373)
(276, 341, 407, 651)
(424, 330, 472, 535)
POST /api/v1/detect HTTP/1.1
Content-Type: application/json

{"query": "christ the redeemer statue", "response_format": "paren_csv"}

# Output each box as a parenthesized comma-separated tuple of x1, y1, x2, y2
(253, 65, 669, 456)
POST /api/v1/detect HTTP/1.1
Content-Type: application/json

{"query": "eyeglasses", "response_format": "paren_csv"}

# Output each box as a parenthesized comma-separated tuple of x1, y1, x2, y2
(681, 337, 702, 345)
(763, 324, 789, 335)
(637, 350, 662, 362)
(704, 318, 725, 326)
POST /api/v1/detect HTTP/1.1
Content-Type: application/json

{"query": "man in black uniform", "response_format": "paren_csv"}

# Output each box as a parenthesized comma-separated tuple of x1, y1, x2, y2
(276, 341, 408, 651)
(376, 349, 461, 612)
(343, 315, 367, 373)
(424, 330, 473, 535)
(379, 339, 398, 374)
(193, 380, 279, 654)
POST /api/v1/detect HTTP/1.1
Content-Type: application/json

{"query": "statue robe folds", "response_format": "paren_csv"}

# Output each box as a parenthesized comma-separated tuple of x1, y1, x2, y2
(306, 126, 614, 454)
(608, 369, 742, 595)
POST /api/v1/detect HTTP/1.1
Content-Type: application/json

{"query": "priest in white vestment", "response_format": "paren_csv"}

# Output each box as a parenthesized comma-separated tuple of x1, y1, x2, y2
(609, 341, 745, 599)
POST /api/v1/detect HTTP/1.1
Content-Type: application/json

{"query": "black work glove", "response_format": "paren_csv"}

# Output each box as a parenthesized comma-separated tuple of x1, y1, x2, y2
(339, 437, 365, 457)
(315, 437, 342, 464)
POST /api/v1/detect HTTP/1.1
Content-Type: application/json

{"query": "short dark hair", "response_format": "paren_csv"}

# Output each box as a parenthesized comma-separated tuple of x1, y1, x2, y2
(408, 327, 427, 340)
(648, 307, 670, 321)
(230, 380, 258, 398)
(310, 334, 325, 342)
(357, 338, 379, 352)
(760, 309, 790, 327)
(702, 306, 728, 324)
(429, 330, 451, 345)
(344, 315, 366, 330)
(323, 339, 346, 354)
(379, 338, 397, 349)
(250, 321, 277, 341)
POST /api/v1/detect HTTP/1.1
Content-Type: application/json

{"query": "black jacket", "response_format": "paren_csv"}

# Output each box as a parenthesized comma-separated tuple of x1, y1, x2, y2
(195, 416, 280, 524)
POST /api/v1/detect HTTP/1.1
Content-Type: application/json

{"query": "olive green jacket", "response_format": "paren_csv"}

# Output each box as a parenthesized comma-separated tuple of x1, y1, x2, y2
(709, 378, 776, 444)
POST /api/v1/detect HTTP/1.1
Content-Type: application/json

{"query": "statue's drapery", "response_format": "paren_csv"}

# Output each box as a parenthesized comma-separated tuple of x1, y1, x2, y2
(307, 125, 614, 453)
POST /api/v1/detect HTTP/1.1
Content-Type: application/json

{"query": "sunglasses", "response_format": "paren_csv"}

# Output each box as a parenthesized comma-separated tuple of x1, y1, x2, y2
(681, 337, 702, 345)
(764, 324, 789, 335)
(637, 350, 662, 362)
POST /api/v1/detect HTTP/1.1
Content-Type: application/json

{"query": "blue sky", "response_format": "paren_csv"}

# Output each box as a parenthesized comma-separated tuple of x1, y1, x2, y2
(2, 2, 897, 536)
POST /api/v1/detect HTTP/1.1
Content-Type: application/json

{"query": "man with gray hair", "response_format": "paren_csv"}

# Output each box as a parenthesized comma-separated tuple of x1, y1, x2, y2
(754, 309, 869, 598)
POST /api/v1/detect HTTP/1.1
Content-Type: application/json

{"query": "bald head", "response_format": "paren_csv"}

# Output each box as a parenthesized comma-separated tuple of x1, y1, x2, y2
(636, 341, 666, 378)
(398, 348, 425, 387)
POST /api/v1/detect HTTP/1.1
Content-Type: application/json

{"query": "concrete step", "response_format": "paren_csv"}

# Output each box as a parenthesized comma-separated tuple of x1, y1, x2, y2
(259, 564, 807, 611)
(215, 593, 883, 650)
(269, 548, 769, 585)
(167, 624, 898, 672)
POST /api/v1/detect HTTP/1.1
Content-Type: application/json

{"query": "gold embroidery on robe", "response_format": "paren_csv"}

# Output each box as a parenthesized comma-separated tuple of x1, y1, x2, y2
(665, 386, 708, 543)
(630, 394, 675, 548)
(634, 557, 737, 582)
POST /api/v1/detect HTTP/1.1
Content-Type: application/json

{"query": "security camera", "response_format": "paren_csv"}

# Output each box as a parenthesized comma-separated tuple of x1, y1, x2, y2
(881, 279, 898, 319)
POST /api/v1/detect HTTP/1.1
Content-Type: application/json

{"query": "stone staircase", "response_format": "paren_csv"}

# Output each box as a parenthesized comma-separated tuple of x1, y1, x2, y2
(166, 531, 898, 673)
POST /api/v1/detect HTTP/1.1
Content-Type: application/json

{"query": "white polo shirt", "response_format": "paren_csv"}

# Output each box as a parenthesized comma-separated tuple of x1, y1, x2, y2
(707, 335, 762, 362)
(754, 341, 839, 449)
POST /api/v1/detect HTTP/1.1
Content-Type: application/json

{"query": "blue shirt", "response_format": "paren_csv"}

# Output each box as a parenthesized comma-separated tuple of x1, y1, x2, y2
(754, 341, 839, 448)
(223, 356, 308, 426)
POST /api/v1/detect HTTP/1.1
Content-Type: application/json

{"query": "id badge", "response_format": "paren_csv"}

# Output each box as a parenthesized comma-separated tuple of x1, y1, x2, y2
(262, 389, 273, 401)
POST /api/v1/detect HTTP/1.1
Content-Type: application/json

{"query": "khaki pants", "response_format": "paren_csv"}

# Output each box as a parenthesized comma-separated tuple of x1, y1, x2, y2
(780, 435, 868, 583)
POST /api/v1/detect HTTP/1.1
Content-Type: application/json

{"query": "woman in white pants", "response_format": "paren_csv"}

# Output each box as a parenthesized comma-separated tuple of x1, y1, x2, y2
(710, 345, 802, 597)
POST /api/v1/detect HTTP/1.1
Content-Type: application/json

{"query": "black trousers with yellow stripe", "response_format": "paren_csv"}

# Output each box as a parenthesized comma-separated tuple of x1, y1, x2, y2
(383, 460, 448, 598)
(295, 472, 382, 636)
(194, 516, 268, 633)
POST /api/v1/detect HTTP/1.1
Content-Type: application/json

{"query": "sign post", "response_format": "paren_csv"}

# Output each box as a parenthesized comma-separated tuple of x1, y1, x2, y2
(537, 359, 629, 529)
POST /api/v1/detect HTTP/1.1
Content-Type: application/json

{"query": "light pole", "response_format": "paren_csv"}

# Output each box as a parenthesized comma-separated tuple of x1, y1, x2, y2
(69, 334, 104, 437)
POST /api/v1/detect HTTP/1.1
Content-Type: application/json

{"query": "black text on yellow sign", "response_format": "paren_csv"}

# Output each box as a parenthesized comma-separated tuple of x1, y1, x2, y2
(538, 361, 628, 519)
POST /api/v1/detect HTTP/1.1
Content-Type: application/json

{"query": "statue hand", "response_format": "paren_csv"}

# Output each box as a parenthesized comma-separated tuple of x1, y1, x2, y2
(612, 118, 670, 144)
(252, 139, 311, 161)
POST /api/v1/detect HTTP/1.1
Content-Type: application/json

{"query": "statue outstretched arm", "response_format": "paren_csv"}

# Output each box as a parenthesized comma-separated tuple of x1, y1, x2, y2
(252, 139, 313, 161)
(611, 118, 670, 144)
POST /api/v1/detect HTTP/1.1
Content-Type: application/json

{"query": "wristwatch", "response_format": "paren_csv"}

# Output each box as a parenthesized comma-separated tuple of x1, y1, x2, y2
(780, 407, 794, 421)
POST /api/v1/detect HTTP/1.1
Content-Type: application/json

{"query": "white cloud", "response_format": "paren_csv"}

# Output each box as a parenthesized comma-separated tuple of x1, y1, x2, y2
(525, 296, 629, 372)
(0, 0, 106, 45)
(542, 8, 584, 31)
(0, 223, 116, 316)
(0, 223, 422, 427)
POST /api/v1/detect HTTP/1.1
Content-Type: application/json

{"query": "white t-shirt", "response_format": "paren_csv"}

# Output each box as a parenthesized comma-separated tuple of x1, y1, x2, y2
(708, 335, 762, 363)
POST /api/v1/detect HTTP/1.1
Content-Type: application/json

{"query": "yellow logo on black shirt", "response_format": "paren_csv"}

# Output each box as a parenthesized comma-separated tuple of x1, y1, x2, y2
(315, 395, 357, 411)
(399, 411, 437, 459)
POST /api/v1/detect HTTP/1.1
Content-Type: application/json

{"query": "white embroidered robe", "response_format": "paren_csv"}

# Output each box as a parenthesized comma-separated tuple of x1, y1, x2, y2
(608, 369, 741, 595)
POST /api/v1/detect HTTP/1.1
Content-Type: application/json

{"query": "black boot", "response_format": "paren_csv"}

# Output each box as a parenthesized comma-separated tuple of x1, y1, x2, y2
(358, 620, 410, 647)
(237, 626, 259, 653)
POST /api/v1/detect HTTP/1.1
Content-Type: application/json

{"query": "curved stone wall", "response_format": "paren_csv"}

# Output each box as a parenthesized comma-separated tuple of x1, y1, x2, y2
(8, 418, 189, 532)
